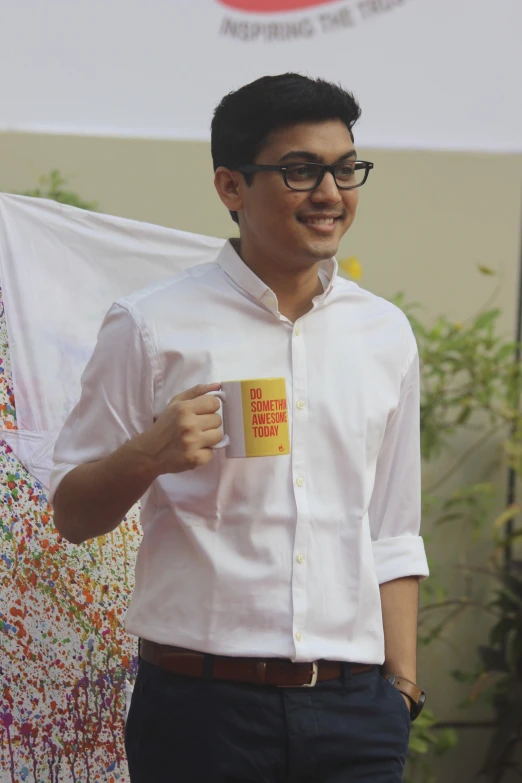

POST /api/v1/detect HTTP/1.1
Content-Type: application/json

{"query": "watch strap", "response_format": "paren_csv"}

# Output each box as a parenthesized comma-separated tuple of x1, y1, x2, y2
(383, 674, 423, 704)
(383, 673, 426, 719)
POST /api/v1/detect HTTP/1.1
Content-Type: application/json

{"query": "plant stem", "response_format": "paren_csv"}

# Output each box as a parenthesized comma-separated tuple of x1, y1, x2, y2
(433, 720, 496, 729)
(419, 599, 502, 618)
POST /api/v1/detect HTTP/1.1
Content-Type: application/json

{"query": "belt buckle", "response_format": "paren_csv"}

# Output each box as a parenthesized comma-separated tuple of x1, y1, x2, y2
(278, 661, 318, 688)
(302, 661, 319, 687)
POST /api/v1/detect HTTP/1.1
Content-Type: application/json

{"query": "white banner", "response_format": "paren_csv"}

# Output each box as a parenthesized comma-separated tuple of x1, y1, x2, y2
(1, 0, 521, 152)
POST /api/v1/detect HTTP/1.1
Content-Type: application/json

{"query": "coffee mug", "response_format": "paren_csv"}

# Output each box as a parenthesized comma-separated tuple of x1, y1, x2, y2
(213, 377, 290, 458)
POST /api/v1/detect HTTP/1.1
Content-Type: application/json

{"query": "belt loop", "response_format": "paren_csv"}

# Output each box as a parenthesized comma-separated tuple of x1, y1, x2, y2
(203, 653, 215, 681)
(255, 661, 267, 686)
(341, 662, 352, 684)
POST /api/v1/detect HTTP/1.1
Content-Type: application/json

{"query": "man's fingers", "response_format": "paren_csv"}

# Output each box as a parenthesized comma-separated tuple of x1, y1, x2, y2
(189, 394, 221, 415)
(175, 383, 221, 403)
(198, 413, 222, 432)
(201, 427, 225, 449)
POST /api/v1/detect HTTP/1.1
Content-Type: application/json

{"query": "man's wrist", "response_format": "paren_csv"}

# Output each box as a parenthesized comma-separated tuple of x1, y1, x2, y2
(126, 432, 165, 482)
(382, 671, 426, 720)
(381, 667, 417, 685)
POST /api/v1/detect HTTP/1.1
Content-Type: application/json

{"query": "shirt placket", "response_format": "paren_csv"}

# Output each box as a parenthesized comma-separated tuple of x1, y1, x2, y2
(290, 318, 311, 661)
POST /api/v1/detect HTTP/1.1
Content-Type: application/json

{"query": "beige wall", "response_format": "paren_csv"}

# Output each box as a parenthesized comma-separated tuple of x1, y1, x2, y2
(2, 131, 522, 780)
(2, 132, 521, 332)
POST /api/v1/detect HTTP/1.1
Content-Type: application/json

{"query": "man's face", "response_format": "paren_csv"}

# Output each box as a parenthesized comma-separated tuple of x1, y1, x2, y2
(237, 119, 360, 268)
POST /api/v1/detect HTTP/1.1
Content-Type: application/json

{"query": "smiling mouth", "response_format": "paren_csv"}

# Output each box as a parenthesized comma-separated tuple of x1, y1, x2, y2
(303, 216, 336, 224)
(298, 215, 342, 232)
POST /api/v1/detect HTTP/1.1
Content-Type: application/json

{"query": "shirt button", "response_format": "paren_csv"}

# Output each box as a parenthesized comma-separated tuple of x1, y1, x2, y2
(296, 554, 305, 564)
(295, 631, 303, 642)
(295, 325, 301, 336)
(296, 400, 306, 410)
(296, 477, 305, 487)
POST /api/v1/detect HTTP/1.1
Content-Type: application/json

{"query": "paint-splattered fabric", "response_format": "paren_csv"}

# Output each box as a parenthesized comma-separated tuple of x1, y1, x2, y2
(0, 194, 225, 780)
(0, 281, 139, 781)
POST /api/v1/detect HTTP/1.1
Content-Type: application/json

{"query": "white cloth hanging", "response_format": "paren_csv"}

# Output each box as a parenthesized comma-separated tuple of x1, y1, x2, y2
(0, 194, 225, 487)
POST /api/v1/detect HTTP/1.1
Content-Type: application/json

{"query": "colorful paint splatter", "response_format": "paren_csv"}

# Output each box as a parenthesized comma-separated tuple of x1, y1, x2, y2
(0, 287, 140, 782)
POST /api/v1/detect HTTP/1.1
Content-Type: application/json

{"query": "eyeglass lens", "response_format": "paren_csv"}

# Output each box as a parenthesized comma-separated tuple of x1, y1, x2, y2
(285, 162, 366, 190)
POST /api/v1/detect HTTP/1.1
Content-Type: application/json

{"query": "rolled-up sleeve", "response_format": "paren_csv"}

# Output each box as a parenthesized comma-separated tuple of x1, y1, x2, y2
(369, 324, 429, 584)
(49, 302, 155, 503)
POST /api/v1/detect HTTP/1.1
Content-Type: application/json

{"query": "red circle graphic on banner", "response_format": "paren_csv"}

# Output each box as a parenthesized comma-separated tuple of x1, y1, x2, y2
(218, 0, 338, 12)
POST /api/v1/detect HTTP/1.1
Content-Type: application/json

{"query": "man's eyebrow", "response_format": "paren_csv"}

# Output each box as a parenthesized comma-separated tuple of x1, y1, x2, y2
(277, 149, 357, 164)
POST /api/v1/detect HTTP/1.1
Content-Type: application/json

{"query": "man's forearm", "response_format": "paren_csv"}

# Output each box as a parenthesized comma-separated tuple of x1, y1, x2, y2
(52, 382, 224, 546)
(52, 433, 160, 546)
(379, 575, 419, 682)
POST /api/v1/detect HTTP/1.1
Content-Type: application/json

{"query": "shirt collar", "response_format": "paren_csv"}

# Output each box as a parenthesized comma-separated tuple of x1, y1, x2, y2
(318, 256, 338, 298)
(216, 240, 338, 311)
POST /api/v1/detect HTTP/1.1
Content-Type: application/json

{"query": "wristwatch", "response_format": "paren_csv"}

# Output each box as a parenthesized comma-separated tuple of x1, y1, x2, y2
(383, 673, 426, 720)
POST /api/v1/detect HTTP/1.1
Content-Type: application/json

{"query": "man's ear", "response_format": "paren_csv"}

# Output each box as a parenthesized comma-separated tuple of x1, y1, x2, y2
(214, 167, 244, 214)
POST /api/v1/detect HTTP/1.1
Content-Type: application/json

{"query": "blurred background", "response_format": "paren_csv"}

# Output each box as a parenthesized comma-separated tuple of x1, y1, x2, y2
(1, 1, 522, 781)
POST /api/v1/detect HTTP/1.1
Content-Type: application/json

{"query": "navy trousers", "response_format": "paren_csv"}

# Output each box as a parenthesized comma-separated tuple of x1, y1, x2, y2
(125, 659, 410, 783)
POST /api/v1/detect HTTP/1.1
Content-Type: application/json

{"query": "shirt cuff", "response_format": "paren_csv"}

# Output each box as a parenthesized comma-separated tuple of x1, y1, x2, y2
(372, 535, 429, 584)
(48, 462, 78, 504)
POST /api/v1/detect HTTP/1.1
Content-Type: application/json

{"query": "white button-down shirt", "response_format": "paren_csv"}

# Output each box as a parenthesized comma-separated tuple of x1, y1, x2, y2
(50, 240, 429, 664)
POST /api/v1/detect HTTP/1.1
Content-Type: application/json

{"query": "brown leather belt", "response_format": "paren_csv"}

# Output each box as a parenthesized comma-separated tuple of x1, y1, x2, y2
(140, 639, 374, 688)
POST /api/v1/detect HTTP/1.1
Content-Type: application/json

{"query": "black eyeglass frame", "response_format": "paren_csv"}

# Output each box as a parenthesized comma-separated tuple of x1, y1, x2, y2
(237, 160, 374, 192)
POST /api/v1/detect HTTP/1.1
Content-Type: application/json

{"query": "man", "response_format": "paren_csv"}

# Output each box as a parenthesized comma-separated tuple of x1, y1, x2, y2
(51, 73, 429, 782)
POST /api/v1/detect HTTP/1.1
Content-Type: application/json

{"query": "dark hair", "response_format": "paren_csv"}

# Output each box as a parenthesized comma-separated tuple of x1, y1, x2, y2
(211, 73, 362, 224)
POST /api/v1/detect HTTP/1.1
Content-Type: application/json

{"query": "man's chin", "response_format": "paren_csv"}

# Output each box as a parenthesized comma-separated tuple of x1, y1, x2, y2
(301, 237, 340, 262)
(295, 225, 345, 260)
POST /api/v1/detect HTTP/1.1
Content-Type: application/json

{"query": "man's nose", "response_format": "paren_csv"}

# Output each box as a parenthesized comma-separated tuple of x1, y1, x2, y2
(310, 171, 342, 204)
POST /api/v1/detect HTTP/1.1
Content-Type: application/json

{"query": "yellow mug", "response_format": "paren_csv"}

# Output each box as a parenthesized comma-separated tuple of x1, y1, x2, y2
(214, 378, 290, 458)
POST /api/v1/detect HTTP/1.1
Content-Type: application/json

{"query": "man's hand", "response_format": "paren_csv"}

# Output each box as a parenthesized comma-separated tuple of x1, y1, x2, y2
(52, 382, 224, 545)
(138, 383, 224, 476)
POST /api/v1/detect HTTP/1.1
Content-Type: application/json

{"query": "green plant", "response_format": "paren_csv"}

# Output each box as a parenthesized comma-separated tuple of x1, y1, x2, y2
(406, 708, 458, 783)
(22, 170, 98, 211)
(472, 559, 522, 779)
(395, 270, 522, 781)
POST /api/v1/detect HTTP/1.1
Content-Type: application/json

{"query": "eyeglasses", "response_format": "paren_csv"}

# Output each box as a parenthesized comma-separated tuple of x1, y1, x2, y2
(237, 160, 374, 192)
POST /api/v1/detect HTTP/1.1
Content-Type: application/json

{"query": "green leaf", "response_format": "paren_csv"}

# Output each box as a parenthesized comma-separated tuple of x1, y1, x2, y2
(493, 504, 522, 530)
(21, 170, 98, 211)
(455, 406, 473, 425)
(474, 309, 501, 330)
(497, 343, 519, 361)
(435, 729, 458, 755)
(408, 737, 431, 755)
(500, 574, 522, 600)
(451, 669, 477, 683)
(436, 512, 466, 525)
(493, 592, 520, 614)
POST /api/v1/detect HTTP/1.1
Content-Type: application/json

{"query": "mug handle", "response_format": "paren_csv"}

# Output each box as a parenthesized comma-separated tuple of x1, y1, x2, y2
(209, 390, 230, 449)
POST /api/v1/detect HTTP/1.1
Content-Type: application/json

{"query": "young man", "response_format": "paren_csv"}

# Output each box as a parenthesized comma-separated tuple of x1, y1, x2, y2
(51, 73, 429, 782)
